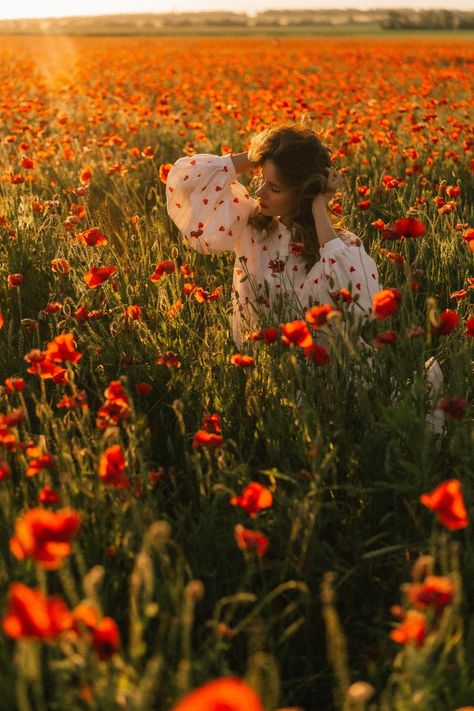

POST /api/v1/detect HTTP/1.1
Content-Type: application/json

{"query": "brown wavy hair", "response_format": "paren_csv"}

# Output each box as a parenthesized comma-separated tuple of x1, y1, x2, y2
(247, 122, 340, 270)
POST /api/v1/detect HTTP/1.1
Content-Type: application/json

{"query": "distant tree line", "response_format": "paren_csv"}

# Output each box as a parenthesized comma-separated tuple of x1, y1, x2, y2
(381, 9, 474, 30)
(1, 8, 474, 34)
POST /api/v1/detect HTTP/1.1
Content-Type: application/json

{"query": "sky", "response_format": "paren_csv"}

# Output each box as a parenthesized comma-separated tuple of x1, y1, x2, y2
(0, 0, 473, 21)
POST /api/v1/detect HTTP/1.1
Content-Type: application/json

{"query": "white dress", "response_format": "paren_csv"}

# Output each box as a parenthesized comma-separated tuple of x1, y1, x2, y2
(166, 153, 382, 347)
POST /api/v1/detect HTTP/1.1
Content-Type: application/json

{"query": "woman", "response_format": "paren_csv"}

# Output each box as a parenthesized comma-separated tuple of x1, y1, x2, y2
(166, 122, 444, 433)
(166, 123, 381, 348)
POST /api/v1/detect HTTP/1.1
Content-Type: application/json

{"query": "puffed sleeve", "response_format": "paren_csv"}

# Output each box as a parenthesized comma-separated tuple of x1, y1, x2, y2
(310, 231, 381, 317)
(166, 153, 257, 254)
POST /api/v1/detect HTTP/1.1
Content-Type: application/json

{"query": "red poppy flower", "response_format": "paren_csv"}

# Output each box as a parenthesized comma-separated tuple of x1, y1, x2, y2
(135, 382, 152, 396)
(74, 306, 89, 322)
(281, 320, 313, 348)
(372, 289, 401, 319)
(5, 377, 25, 393)
(390, 610, 427, 646)
(25, 448, 56, 477)
(10, 507, 81, 570)
(171, 677, 265, 711)
(21, 157, 34, 170)
(2, 583, 73, 639)
(372, 330, 397, 347)
(433, 310, 459, 335)
(156, 352, 181, 367)
(466, 316, 474, 338)
(408, 325, 426, 338)
(381, 227, 403, 241)
(450, 289, 468, 301)
(56, 390, 88, 411)
(380, 249, 405, 267)
(1, 407, 24, 427)
(445, 185, 461, 198)
(98, 445, 129, 488)
(167, 299, 183, 320)
(234, 524, 269, 557)
(330, 289, 352, 303)
(0, 460, 11, 480)
(193, 286, 221, 303)
(69, 204, 86, 222)
(24, 350, 66, 381)
(230, 353, 254, 367)
(180, 264, 195, 278)
(150, 260, 175, 283)
(91, 617, 121, 660)
(436, 395, 467, 420)
(45, 333, 82, 364)
(38, 485, 61, 505)
(306, 304, 336, 326)
(43, 302, 62, 315)
(420, 479, 468, 530)
(8, 274, 23, 287)
(73, 602, 99, 633)
(230, 482, 273, 517)
(202, 413, 222, 433)
(192, 430, 224, 450)
(382, 175, 401, 190)
(357, 200, 371, 210)
(407, 575, 454, 610)
(260, 326, 279, 343)
(439, 200, 457, 215)
(304, 343, 330, 365)
(78, 227, 107, 246)
(91, 311, 106, 323)
(248, 327, 279, 344)
(462, 228, 474, 251)
(83, 266, 117, 288)
(51, 258, 70, 275)
(79, 166, 92, 184)
(124, 304, 142, 320)
(159, 163, 173, 184)
(394, 217, 426, 238)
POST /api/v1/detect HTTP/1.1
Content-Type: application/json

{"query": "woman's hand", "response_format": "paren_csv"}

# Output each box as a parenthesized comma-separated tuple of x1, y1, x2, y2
(231, 152, 255, 174)
(311, 167, 342, 247)
(312, 167, 342, 208)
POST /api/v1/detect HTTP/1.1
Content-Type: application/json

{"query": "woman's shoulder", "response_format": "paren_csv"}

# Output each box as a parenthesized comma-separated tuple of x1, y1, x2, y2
(172, 153, 234, 170)
(336, 229, 362, 247)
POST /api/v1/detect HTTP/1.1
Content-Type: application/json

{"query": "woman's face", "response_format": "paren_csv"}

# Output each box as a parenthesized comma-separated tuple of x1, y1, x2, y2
(255, 160, 297, 224)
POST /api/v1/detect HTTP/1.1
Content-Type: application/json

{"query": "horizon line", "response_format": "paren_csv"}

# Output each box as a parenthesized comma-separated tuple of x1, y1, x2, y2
(1, 6, 473, 21)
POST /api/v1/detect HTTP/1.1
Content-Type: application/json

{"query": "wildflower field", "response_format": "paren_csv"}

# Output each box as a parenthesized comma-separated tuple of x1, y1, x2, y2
(0, 34, 473, 711)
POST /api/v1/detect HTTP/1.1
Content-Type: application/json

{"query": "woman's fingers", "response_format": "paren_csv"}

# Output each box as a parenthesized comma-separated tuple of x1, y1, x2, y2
(325, 167, 341, 192)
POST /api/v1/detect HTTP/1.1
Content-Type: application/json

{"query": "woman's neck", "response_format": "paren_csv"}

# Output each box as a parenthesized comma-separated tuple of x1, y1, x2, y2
(279, 216, 293, 229)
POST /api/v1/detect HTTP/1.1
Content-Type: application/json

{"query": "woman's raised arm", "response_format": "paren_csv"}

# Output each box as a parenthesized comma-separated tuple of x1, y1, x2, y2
(311, 167, 342, 248)
(230, 152, 254, 174)
(166, 154, 256, 255)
